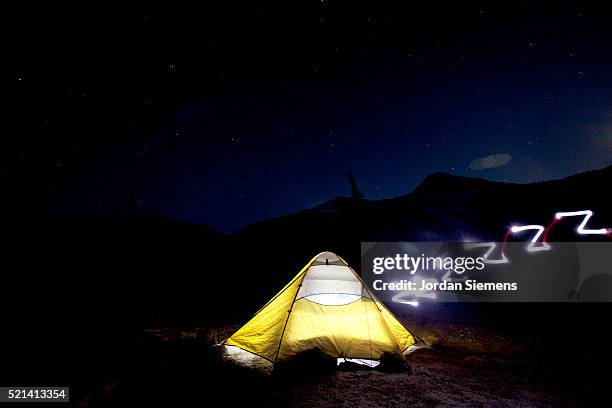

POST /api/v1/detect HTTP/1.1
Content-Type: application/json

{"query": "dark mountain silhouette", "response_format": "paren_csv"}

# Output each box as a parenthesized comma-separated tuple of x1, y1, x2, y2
(232, 165, 612, 273)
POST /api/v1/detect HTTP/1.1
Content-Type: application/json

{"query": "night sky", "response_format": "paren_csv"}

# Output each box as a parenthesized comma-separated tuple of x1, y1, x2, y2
(7, 2, 612, 232)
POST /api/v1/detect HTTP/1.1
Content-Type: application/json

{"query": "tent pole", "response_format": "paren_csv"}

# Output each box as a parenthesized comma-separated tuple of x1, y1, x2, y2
(273, 271, 309, 363)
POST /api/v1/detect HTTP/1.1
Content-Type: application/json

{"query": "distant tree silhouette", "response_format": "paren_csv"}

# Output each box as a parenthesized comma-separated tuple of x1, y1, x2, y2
(346, 171, 365, 199)
(127, 181, 139, 219)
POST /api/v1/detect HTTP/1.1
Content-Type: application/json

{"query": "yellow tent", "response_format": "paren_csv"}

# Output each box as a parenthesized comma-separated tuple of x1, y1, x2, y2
(224, 251, 415, 363)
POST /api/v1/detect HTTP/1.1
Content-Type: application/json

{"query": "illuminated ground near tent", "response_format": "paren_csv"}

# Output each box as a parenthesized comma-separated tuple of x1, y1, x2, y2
(222, 345, 273, 373)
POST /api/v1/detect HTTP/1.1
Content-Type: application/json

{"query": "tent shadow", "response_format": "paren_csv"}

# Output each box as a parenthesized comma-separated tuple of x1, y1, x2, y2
(272, 348, 337, 380)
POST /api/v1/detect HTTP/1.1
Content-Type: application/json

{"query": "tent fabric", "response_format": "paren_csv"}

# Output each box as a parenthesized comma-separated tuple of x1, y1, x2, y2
(224, 251, 415, 363)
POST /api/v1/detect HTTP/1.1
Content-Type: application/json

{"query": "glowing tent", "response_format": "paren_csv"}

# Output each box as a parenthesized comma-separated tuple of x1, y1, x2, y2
(224, 251, 415, 363)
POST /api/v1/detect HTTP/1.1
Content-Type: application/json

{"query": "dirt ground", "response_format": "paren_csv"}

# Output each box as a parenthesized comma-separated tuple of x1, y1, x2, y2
(69, 322, 583, 407)
(213, 322, 578, 408)
(69, 303, 601, 407)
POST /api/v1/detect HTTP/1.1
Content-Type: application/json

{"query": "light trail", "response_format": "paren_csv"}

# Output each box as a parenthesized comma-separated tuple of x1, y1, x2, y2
(464, 242, 509, 264)
(554, 210, 610, 235)
(509, 224, 551, 252)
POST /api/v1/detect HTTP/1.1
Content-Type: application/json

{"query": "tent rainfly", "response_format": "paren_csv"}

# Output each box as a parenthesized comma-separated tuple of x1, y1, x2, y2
(224, 251, 415, 363)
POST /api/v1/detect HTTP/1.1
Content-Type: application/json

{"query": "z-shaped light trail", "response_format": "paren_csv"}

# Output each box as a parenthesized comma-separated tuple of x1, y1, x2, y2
(499, 209, 610, 260)
(554, 210, 611, 235)
(464, 242, 509, 264)
(509, 225, 552, 252)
